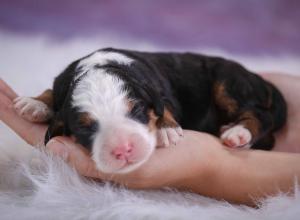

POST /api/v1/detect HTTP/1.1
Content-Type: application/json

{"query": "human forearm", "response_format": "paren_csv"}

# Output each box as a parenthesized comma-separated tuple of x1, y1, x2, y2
(218, 149, 300, 204)
(0, 92, 46, 146)
(177, 145, 300, 205)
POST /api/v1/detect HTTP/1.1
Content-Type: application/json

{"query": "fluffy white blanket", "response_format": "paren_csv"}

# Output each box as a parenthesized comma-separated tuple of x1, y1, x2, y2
(1, 32, 300, 219)
(0, 143, 299, 220)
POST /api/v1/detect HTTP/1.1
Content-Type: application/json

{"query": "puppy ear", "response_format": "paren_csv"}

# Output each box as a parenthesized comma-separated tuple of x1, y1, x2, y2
(44, 112, 68, 145)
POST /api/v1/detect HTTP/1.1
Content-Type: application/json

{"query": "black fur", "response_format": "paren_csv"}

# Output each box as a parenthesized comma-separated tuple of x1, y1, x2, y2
(45, 48, 287, 150)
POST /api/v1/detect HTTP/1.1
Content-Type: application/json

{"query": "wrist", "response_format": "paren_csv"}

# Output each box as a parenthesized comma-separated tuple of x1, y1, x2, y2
(172, 133, 226, 192)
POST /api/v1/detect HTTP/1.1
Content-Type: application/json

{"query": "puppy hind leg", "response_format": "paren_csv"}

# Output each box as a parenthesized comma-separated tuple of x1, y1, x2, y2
(213, 81, 251, 148)
(221, 110, 274, 149)
(213, 81, 274, 149)
(220, 124, 253, 148)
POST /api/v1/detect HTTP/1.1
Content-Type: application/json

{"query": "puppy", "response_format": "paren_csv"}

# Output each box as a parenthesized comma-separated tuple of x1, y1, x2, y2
(14, 48, 287, 173)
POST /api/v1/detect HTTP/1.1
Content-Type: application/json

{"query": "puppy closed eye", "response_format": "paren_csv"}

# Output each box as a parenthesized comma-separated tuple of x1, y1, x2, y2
(76, 113, 99, 135)
(129, 102, 149, 124)
(72, 113, 99, 149)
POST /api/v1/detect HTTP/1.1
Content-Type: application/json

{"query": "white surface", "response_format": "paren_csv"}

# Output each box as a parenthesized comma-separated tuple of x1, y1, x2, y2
(0, 149, 299, 220)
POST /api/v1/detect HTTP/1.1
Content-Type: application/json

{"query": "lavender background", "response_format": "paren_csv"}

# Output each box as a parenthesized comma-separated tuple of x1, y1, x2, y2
(0, 0, 299, 55)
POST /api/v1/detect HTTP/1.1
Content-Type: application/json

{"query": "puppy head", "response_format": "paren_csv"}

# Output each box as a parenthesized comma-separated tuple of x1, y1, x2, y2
(69, 68, 159, 174)
(46, 50, 175, 174)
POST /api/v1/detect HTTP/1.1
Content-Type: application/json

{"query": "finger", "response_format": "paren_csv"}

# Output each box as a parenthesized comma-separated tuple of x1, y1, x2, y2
(0, 78, 18, 100)
(0, 92, 47, 146)
(46, 136, 104, 179)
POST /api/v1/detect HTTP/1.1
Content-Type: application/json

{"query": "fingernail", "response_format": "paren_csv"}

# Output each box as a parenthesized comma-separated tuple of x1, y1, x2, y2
(46, 139, 69, 160)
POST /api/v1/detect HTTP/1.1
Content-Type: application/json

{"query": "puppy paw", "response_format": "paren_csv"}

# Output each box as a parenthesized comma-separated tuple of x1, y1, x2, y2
(13, 97, 53, 123)
(156, 126, 183, 147)
(220, 125, 252, 148)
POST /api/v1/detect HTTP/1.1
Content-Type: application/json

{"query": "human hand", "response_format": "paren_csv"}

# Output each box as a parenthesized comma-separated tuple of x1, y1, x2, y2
(2, 74, 300, 206)
(1, 73, 300, 187)
(0, 78, 220, 189)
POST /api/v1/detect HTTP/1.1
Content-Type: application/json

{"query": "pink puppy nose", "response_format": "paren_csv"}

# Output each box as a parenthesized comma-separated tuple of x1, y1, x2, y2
(111, 143, 133, 160)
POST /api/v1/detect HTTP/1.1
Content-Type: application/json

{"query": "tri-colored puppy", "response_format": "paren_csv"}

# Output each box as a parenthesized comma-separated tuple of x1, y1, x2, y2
(14, 48, 287, 173)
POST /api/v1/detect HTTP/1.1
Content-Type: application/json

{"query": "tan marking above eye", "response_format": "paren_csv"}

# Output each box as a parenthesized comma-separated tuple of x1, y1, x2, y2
(79, 112, 95, 126)
(127, 99, 135, 112)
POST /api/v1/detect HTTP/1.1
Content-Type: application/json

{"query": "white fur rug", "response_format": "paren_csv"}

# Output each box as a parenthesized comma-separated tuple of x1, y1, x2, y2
(1, 145, 300, 220)
(1, 31, 300, 219)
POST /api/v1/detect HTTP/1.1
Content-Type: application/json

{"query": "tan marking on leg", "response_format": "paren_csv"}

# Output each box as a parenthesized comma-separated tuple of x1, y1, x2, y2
(148, 108, 183, 147)
(79, 112, 95, 127)
(213, 82, 238, 115)
(156, 108, 179, 128)
(34, 89, 53, 108)
(238, 111, 260, 138)
(148, 108, 178, 131)
(148, 109, 159, 132)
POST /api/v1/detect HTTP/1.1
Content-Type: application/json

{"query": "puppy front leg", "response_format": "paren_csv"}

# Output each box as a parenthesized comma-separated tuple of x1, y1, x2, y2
(149, 108, 183, 147)
(13, 89, 54, 123)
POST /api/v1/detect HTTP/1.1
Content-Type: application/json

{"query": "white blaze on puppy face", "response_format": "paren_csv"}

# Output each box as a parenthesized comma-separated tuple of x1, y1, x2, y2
(74, 51, 134, 81)
(72, 51, 156, 174)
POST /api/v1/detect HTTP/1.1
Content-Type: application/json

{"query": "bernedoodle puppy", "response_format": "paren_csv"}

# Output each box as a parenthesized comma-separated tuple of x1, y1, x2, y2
(14, 48, 287, 173)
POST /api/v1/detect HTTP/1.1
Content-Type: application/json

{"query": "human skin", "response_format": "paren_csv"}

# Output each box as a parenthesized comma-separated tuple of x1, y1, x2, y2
(0, 73, 300, 206)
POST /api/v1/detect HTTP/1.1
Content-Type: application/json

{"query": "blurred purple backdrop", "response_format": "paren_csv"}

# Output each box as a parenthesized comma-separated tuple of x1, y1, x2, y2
(0, 0, 299, 55)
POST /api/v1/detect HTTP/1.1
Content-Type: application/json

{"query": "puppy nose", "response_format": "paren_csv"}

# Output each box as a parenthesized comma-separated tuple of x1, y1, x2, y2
(111, 143, 133, 160)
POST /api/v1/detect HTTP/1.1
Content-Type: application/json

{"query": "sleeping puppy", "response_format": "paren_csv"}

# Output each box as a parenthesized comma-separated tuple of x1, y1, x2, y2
(13, 48, 287, 174)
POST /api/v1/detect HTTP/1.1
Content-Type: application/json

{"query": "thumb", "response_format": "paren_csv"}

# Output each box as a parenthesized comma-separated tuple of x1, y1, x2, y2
(46, 137, 71, 160)
(46, 136, 102, 178)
